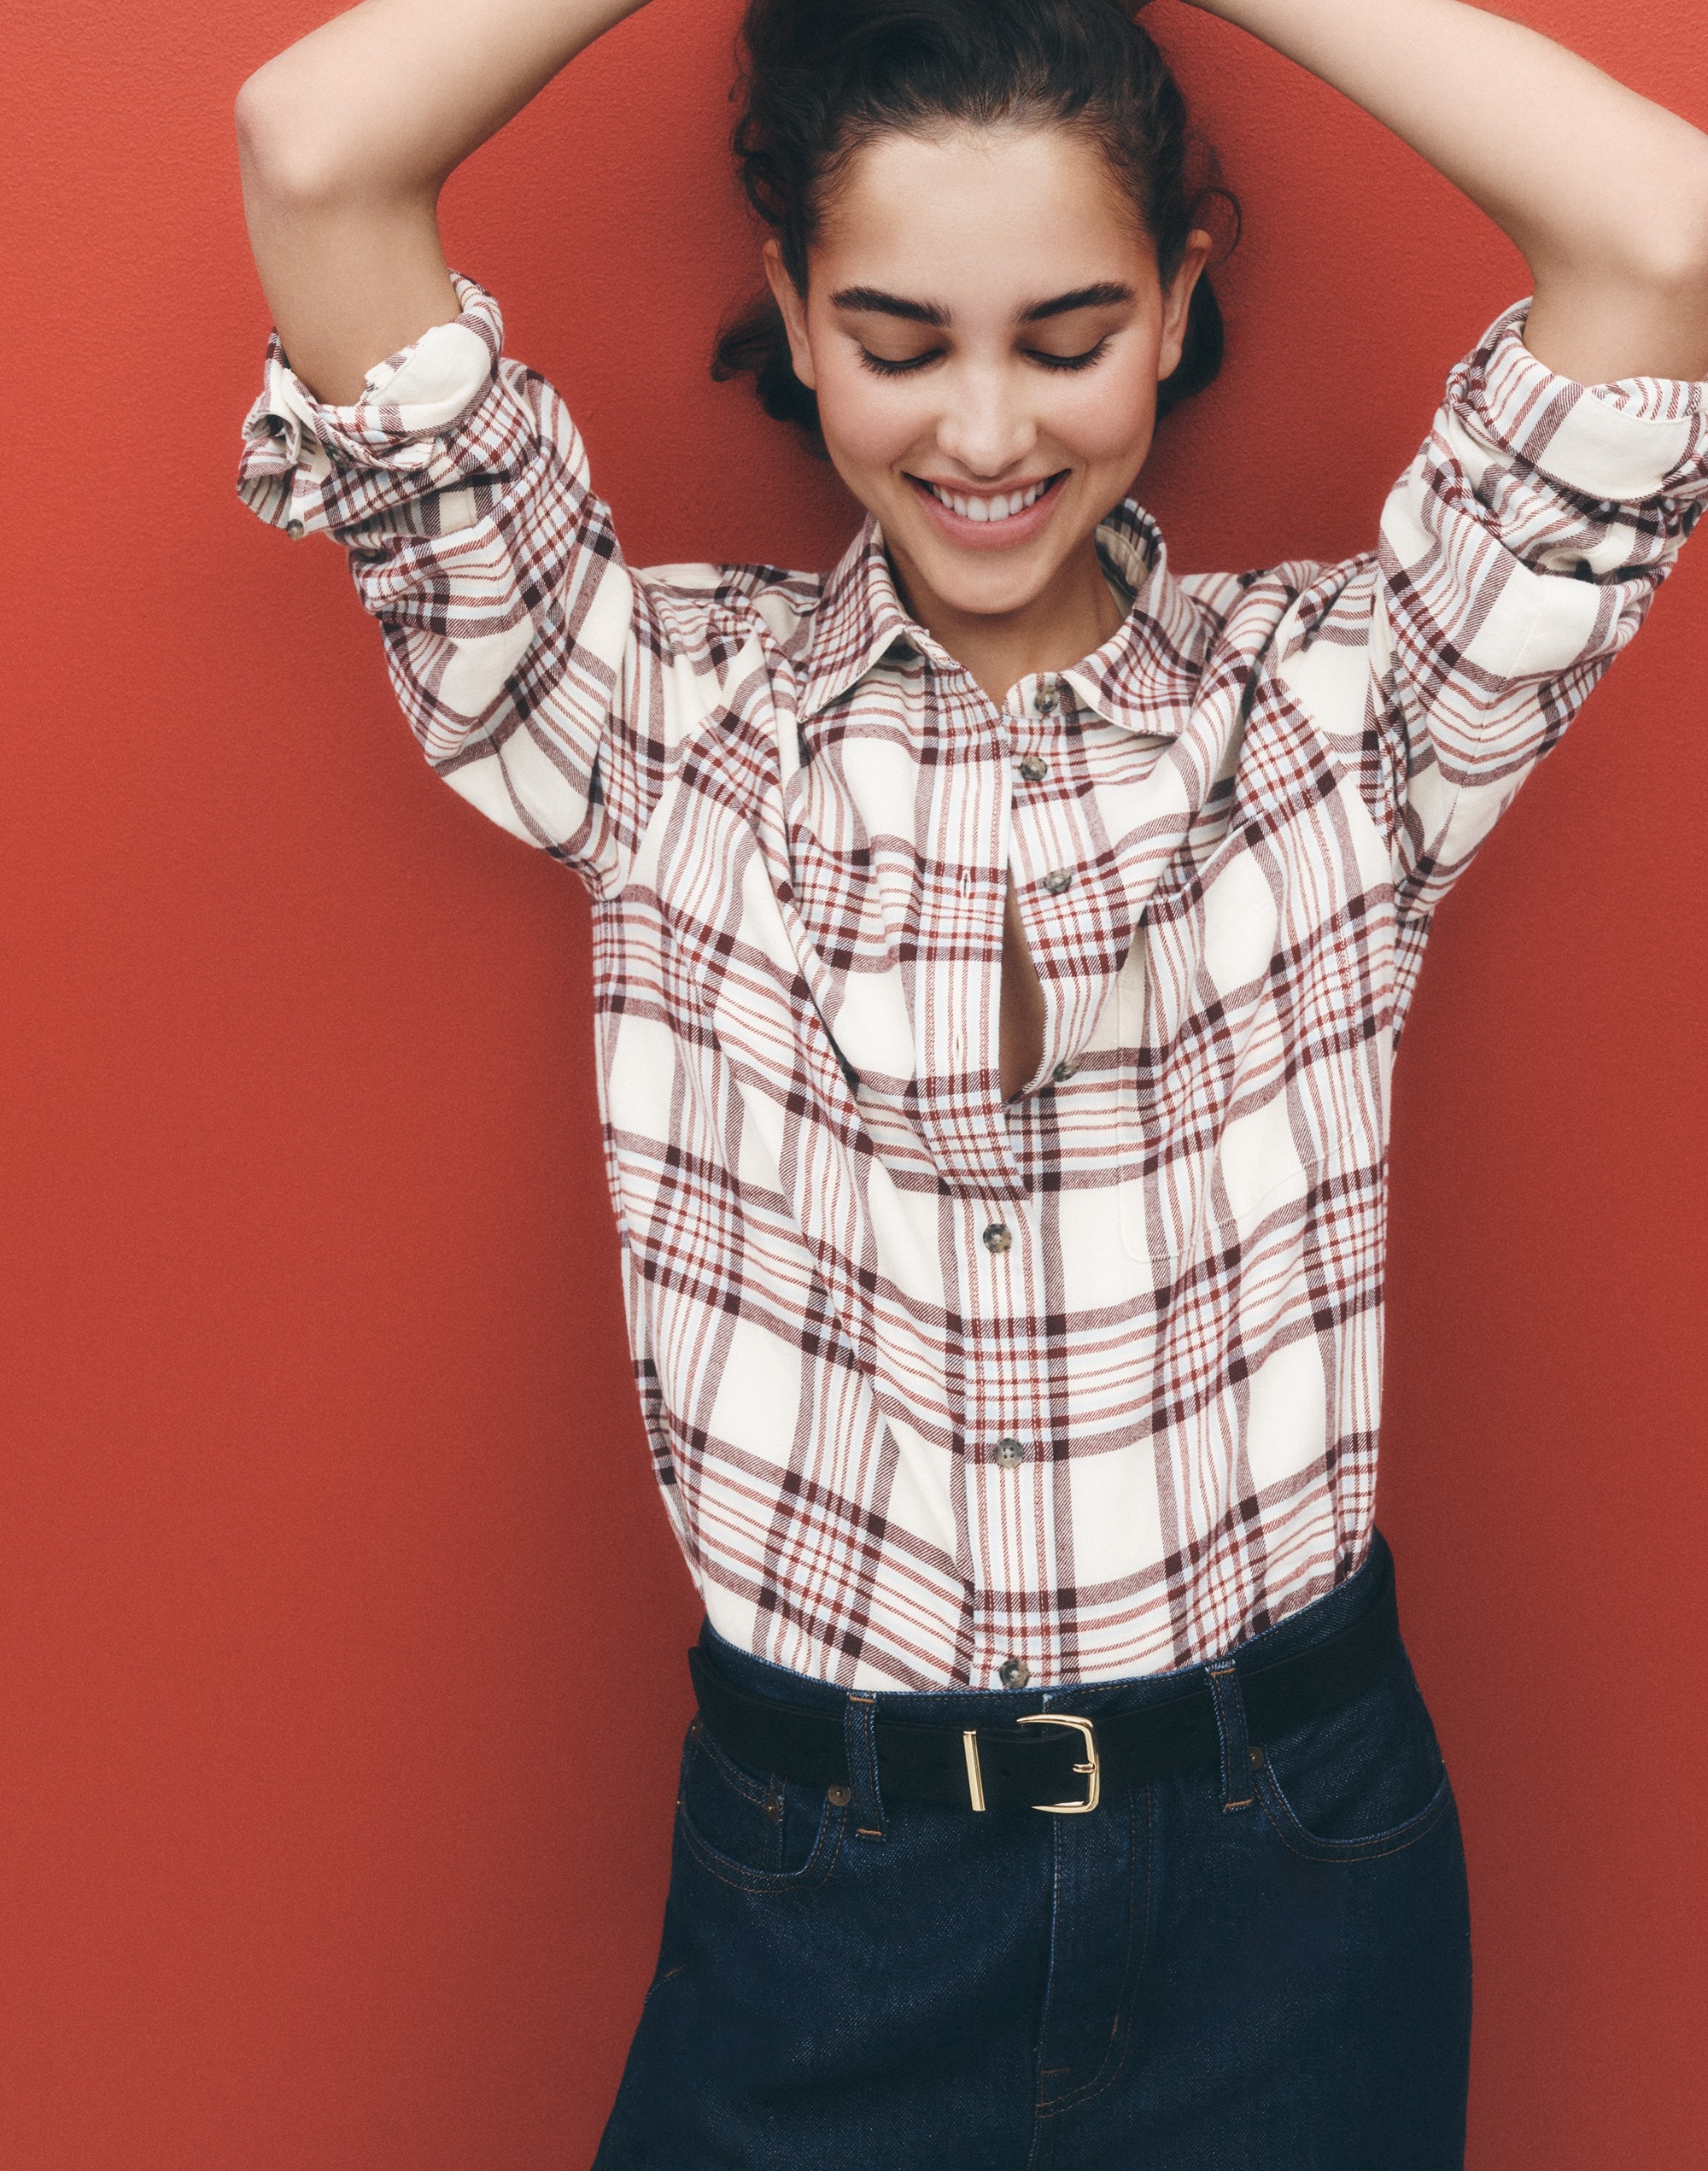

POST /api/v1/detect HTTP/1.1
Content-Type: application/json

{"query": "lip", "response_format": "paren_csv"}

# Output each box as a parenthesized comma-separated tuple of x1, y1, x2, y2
(904, 471, 1068, 553)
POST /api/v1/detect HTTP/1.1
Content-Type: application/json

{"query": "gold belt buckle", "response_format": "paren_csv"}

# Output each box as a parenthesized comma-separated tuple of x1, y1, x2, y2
(960, 1712, 1102, 1813)
(1018, 1712, 1101, 1813)
(1015, 1711, 1107, 1815)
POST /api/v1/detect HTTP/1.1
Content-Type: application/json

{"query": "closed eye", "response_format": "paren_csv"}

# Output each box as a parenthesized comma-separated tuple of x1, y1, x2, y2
(1025, 336, 1112, 372)
(857, 336, 1114, 379)
(857, 347, 943, 378)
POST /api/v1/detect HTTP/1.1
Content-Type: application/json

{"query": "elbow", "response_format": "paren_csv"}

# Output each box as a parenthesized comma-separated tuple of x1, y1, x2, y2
(236, 64, 320, 203)
(235, 59, 366, 208)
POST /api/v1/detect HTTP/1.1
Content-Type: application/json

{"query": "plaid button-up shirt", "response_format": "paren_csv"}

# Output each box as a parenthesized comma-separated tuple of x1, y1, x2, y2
(240, 278, 1706, 1688)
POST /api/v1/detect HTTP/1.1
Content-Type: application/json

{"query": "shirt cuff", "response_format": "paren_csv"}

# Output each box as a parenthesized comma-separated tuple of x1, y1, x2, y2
(237, 275, 514, 540)
(1456, 301, 1708, 508)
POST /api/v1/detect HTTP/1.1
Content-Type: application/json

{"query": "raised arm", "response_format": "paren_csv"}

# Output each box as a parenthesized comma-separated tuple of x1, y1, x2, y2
(236, 0, 651, 404)
(1184, 0, 1708, 384)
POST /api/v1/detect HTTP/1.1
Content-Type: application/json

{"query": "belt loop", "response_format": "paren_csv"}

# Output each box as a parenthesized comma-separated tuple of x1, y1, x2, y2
(1205, 1660, 1255, 1812)
(844, 1689, 886, 1841)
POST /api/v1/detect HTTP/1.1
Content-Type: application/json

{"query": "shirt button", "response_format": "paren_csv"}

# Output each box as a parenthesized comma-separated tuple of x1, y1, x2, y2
(285, 518, 307, 541)
(982, 1222, 1013, 1255)
(993, 1437, 1027, 1468)
(1052, 1058, 1080, 1084)
(1034, 682, 1060, 717)
(1019, 754, 1049, 783)
(999, 1657, 1032, 1688)
(1043, 869, 1073, 896)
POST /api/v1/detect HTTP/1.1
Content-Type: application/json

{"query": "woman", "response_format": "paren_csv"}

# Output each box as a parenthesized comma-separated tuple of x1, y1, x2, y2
(234, 1, 1708, 2162)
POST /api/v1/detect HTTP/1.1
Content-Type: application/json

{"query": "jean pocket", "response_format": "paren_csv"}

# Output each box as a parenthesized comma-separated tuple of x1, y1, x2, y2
(676, 1717, 847, 1893)
(1251, 1652, 1455, 1864)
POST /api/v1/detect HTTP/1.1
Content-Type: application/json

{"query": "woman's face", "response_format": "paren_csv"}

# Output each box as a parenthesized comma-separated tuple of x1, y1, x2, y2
(765, 124, 1211, 626)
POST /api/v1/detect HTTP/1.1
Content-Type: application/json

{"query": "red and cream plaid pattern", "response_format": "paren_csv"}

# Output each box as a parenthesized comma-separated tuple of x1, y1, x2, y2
(241, 278, 1705, 1688)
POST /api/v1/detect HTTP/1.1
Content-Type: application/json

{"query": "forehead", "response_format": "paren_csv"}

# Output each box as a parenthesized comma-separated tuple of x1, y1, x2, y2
(815, 124, 1156, 306)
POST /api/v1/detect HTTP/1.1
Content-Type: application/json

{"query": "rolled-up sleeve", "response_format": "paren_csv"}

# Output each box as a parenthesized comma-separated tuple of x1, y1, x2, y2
(237, 277, 705, 895)
(1357, 304, 1708, 920)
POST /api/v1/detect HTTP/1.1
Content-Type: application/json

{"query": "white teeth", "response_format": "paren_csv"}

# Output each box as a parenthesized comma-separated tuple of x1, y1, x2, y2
(929, 478, 1048, 523)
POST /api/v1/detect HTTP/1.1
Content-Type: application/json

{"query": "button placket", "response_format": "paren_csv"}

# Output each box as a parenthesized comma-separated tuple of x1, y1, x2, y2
(968, 732, 1061, 1677)
(965, 1191, 1048, 1688)
(1009, 739, 1100, 1101)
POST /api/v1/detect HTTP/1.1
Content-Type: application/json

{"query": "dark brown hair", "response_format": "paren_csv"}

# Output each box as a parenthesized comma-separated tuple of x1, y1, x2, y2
(711, 0, 1240, 447)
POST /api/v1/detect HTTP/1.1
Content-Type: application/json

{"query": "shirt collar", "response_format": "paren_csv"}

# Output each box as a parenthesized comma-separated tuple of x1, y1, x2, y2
(797, 498, 1207, 738)
(798, 518, 918, 724)
(1061, 501, 1207, 737)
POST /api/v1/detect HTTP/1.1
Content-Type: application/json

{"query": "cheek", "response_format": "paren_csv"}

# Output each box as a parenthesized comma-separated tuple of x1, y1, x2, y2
(1048, 348, 1161, 467)
(811, 356, 924, 478)
(820, 397, 928, 490)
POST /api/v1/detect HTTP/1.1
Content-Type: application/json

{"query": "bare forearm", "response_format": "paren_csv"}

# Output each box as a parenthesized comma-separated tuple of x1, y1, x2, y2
(237, 0, 650, 401)
(1185, 0, 1708, 381)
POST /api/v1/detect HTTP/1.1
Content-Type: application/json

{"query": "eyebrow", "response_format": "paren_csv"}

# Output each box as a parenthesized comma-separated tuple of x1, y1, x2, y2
(828, 280, 1135, 327)
(1021, 281, 1135, 323)
(830, 286, 950, 326)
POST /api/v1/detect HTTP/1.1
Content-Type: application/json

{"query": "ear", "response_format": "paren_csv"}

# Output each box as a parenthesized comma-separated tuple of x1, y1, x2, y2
(762, 237, 817, 391)
(1156, 228, 1215, 383)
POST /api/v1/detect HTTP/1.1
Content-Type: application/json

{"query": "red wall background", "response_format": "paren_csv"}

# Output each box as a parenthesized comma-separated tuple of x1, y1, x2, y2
(4, 1, 1705, 2163)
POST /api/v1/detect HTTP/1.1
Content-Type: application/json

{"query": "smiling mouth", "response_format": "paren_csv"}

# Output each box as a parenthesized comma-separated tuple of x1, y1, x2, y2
(909, 472, 1067, 524)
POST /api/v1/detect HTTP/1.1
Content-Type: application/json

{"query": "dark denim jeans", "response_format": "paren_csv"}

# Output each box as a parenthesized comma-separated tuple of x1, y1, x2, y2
(594, 1535, 1471, 2168)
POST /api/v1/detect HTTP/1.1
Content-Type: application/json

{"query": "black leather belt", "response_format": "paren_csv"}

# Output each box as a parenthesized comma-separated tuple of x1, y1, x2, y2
(687, 1553, 1400, 1815)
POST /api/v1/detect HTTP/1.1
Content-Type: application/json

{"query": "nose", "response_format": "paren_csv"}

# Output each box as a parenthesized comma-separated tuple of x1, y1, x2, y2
(933, 362, 1038, 478)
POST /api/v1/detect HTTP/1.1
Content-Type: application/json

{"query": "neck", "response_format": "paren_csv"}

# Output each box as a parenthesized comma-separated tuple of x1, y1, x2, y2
(886, 532, 1129, 708)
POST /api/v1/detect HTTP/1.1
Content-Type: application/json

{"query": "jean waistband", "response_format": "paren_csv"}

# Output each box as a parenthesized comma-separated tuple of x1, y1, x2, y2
(699, 1531, 1396, 1729)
